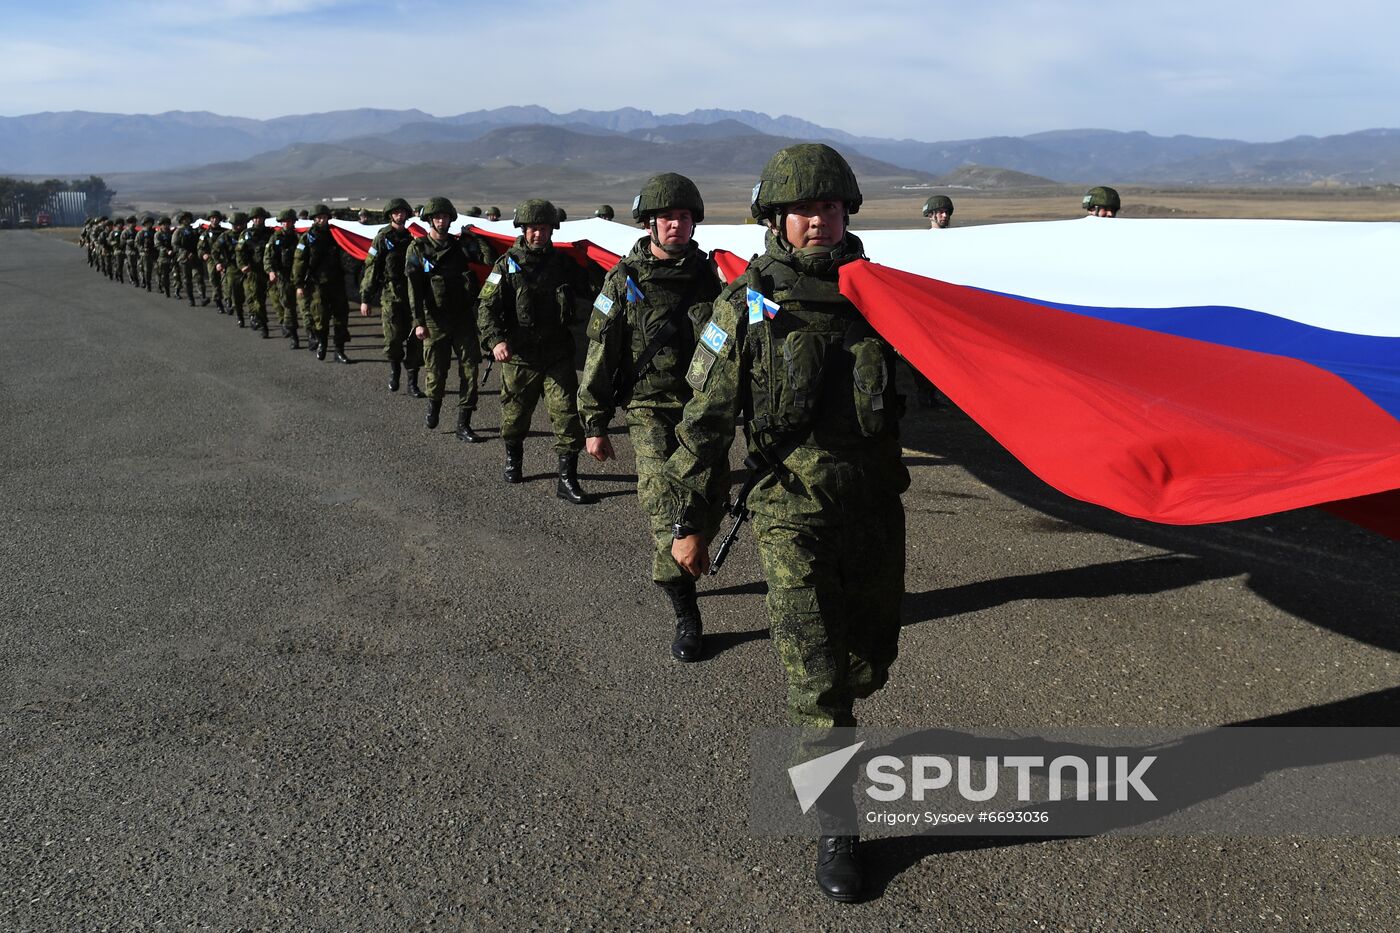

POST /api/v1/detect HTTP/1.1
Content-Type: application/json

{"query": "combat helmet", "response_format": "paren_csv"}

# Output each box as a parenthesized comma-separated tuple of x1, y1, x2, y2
(422, 196, 458, 221)
(157, 216, 172, 226)
(594, 204, 614, 220)
(466, 205, 483, 217)
(631, 173, 705, 224)
(382, 197, 412, 217)
(277, 208, 298, 223)
(126, 215, 138, 225)
(1082, 186, 1121, 213)
(207, 209, 225, 223)
(513, 199, 560, 229)
(176, 211, 193, 224)
(230, 211, 250, 226)
(142, 215, 155, 226)
(249, 206, 270, 221)
(485, 207, 501, 220)
(309, 204, 333, 219)
(750, 143, 862, 220)
(922, 195, 954, 216)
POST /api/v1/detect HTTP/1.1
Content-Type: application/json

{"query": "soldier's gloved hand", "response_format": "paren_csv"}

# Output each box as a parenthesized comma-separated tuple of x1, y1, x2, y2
(671, 536, 710, 578)
(585, 436, 614, 463)
(359, 302, 371, 317)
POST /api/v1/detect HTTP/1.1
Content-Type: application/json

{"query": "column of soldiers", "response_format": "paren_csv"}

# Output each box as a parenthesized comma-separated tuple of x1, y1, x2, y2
(80, 144, 1078, 903)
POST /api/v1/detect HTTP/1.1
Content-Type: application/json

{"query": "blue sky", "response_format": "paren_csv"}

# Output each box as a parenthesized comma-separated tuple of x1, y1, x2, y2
(3, 0, 1397, 142)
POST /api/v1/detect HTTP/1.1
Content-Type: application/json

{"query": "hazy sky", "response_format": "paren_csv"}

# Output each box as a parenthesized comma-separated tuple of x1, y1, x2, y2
(3, 0, 1397, 142)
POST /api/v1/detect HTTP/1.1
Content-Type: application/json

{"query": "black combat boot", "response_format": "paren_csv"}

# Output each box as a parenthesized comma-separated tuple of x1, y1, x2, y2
(503, 442, 523, 484)
(201, 296, 210, 307)
(289, 329, 300, 350)
(236, 310, 246, 328)
(259, 322, 270, 339)
(315, 341, 327, 361)
(455, 409, 481, 443)
(555, 452, 596, 505)
(188, 293, 196, 307)
(660, 579, 703, 662)
(388, 361, 401, 392)
(425, 398, 441, 429)
(215, 298, 225, 314)
(334, 346, 351, 364)
(814, 835, 863, 903)
(406, 369, 426, 398)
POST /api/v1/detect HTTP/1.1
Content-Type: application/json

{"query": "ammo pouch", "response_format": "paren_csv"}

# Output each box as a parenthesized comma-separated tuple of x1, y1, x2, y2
(776, 329, 830, 434)
(849, 335, 889, 437)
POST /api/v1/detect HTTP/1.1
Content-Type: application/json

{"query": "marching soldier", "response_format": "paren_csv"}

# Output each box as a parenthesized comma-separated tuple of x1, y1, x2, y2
(265, 209, 302, 348)
(237, 207, 272, 336)
(477, 199, 597, 504)
(137, 216, 157, 291)
(213, 213, 247, 325)
(578, 173, 725, 661)
(360, 197, 425, 396)
(293, 204, 351, 363)
(406, 197, 482, 440)
(664, 144, 909, 902)
(199, 211, 227, 313)
(153, 216, 176, 297)
(173, 211, 207, 306)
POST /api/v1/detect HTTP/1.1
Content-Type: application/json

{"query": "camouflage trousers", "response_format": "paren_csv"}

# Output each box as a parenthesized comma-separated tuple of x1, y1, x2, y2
(753, 493, 905, 729)
(222, 268, 244, 316)
(305, 279, 349, 349)
(181, 259, 206, 301)
(498, 354, 584, 453)
(126, 252, 141, 285)
(382, 298, 423, 368)
(142, 256, 156, 290)
(626, 407, 728, 586)
(422, 314, 477, 410)
(206, 260, 223, 305)
(155, 260, 174, 294)
(268, 276, 296, 329)
(242, 268, 268, 327)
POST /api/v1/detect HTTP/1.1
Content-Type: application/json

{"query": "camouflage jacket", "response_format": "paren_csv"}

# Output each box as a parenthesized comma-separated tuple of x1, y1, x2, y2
(291, 223, 341, 286)
(578, 236, 722, 435)
(153, 229, 175, 264)
(663, 231, 908, 527)
(235, 225, 269, 272)
(359, 224, 414, 307)
(405, 232, 478, 329)
(476, 237, 594, 366)
(173, 224, 201, 262)
(263, 225, 299, 277)
(197, 225, 222, 262)
(210, 228, 240, 269)
(135, 226, 156, 257)
(120, 226, 138, 256)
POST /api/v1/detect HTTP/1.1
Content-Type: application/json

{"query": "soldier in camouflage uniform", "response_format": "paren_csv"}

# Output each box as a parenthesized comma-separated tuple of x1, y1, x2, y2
(199, 211, 226, 313)
(264, 209, 302, 347)
(121, 216, 141, 287)
(578, 173, 725, 661)
(237, 207, 272, 336)
(212, 213, 247, 325)
(173, 211, 207, 306)
(136, 216, 157, 290)
(110, 217, 128, 283)
(485, 206, 501, 222)
(360, 197, 425, 396)
(405, 197, 483, 441)
(478, 199, 597, 504)
(293, 204, 351, 362)
(922, 194, 953, 229)
(153, 217, 176, 297)
(664, 144, 908, 902)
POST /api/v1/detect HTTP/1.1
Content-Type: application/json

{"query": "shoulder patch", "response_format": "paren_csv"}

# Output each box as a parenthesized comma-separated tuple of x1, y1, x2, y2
(366, 246, 377, 258)
(486, 271, 502, 285)
(593, 293, 614, 317)
(295, 243, 306, 251)
(686, 345, 719, 392)
(699, 320, 730, 355)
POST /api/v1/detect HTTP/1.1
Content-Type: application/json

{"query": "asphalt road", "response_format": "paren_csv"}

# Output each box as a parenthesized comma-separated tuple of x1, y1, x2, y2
(3, 231, 1398, 931)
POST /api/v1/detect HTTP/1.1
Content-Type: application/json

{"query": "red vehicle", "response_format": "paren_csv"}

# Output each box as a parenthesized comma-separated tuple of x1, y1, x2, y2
(35, 210, 52, 228)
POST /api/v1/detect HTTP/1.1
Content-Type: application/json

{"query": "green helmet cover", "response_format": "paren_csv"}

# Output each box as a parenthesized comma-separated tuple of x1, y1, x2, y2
(383, 197, 411, 217)
(249, 206, 270, 220)
(277, 208, 298, 222)
(310, 204, 333, 218)
(157, 216, 172, 226)
(423, 196, 457, 221)
(513, 198, 560, 229)
(1082, 186, 1121, 212)
(750, 143, 862, 220)
(466, 205, 483, 217)
(631, 173, 705, 224)
(230, 211, 249, 226)
(922, 195, 954, 216)
(594, 204, 614, 220)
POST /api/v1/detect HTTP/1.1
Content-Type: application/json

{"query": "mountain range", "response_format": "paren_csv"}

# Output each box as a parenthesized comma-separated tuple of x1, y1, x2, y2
(6, 106, 1400, 187)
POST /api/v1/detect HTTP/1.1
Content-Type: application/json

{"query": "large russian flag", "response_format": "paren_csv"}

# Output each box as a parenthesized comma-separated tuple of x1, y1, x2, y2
(314, 213, 1400, 538)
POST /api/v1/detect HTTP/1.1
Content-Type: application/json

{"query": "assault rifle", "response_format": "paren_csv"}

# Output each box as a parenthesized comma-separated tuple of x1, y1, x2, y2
(709, 455, 770, 575)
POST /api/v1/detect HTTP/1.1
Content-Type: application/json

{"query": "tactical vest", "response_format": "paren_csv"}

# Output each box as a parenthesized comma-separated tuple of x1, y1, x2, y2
(594, 253, 714, 403)
(407, 235, 474, 320)
(265, 229, 297, 275)
(738, 254, 898, 458)
(496, 246, 577, 347)
(154, 230, 174, 263)
(236, 228, 267, 270)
